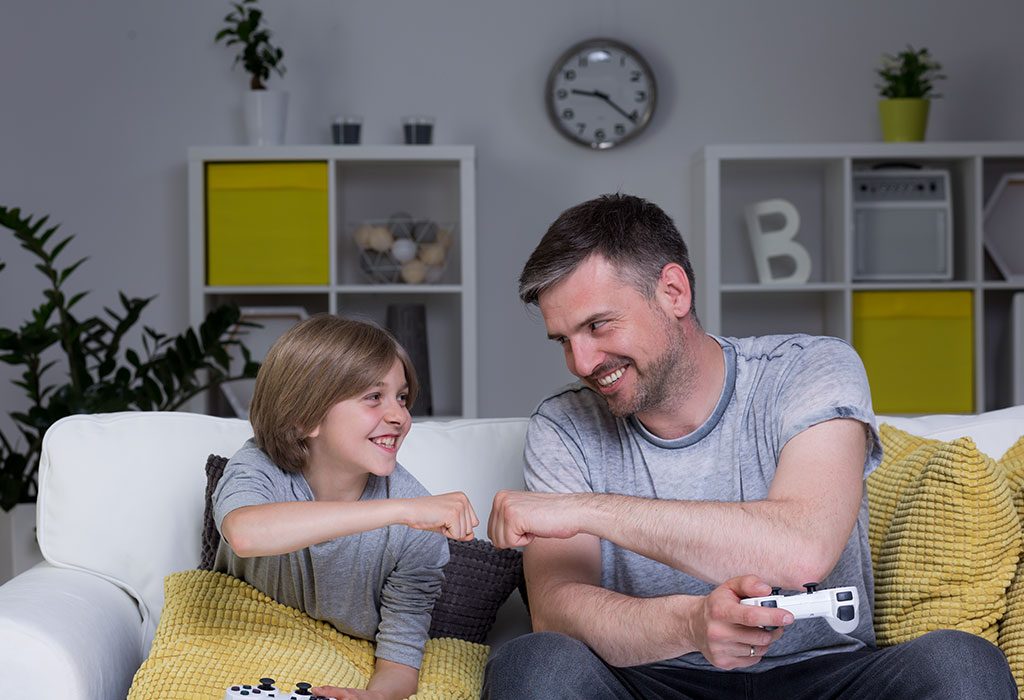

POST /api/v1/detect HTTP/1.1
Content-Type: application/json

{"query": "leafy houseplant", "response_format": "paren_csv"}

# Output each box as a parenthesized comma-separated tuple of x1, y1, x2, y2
(0, 206, 260, 512)
(215, 0, 289, 144)
(875, 45, 946, 142)
(214, 0, 286, 90)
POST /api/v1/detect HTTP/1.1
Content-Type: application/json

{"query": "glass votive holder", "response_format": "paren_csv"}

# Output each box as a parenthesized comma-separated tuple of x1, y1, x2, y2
(402, 115, 434, 145)
(332, 116, 362, 145)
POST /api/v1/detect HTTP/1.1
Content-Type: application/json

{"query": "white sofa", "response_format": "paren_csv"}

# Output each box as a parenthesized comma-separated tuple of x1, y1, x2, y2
(1, 406, 1023, 699)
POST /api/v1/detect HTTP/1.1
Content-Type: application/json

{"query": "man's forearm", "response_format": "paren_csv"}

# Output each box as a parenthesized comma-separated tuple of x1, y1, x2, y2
(532, 578, 701, 667)
(577, 494, 835, 588)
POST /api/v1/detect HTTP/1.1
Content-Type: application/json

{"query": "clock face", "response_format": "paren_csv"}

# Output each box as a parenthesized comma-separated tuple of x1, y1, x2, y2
(545, 38, 657, 150)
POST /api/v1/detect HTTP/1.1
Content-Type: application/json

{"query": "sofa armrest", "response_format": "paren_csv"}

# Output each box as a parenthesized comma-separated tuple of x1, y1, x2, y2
(0, 563, 145, 700)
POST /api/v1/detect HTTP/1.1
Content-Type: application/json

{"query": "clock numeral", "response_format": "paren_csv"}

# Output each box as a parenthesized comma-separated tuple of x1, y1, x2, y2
(620, 55, 626, 67)
(614, 124, 626, 136)
(564, 69, 577, 81)
(556, 88, 568, 99)
(635, 90, 647, 103)
(630, 70, 642, 82)
(594, 129, 607, 141)
(576, 122, 586, 135)
(562, 108, 574, 120)
(578, 55, 588, 68)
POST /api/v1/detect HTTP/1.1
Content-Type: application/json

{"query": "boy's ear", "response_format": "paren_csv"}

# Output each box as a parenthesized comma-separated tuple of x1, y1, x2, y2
(305, 423, 320, 440)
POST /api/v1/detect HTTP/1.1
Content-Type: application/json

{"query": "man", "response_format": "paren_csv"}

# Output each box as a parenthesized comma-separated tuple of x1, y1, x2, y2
(484, 194, 1015, 699)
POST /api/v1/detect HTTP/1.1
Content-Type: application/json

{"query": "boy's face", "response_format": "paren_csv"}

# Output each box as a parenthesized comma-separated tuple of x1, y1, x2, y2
(305, 358, 412, 480)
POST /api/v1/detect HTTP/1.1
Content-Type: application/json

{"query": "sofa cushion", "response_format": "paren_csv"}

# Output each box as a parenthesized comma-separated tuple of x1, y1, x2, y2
(868, 425, 1021, 645)
(37, 412, 255, 647)
(428, 538, 523, 643)
(127, 569, 487, 700)
(199, 454, 229, 572)
(199, 453, 523, 643)
(996, 436, 1024, 691)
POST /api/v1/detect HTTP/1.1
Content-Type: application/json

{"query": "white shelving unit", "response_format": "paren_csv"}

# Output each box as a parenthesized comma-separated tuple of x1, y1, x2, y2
(692, 142, 1024, 413)
(188, 145, 477, 419)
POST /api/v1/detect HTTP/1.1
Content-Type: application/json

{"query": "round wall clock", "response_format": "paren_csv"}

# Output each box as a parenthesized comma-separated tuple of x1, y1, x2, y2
(545, 38, 657, 150)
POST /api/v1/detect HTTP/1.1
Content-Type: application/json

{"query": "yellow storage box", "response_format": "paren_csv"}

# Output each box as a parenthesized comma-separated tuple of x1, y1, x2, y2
(206, 162, 329, 286)
(853, 290, 974, 414)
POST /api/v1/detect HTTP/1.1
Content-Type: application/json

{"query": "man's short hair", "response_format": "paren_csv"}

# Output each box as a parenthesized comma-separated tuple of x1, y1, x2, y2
(518, 193, 698, 319)
(248, 314, 418, 473)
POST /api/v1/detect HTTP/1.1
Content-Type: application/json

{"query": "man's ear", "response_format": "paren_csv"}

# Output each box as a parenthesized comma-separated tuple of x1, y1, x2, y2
(657, 263, 693, 319)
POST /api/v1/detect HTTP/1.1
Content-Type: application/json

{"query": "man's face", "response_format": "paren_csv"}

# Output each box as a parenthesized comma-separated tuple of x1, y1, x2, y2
(538, 255, 686, 418)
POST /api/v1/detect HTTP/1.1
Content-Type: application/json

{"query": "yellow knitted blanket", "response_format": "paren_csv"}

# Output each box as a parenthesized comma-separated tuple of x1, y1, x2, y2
(128, 570, 489, 700)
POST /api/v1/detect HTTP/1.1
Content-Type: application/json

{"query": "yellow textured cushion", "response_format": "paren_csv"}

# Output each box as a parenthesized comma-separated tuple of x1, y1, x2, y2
(867, 425, 1021, 646)
(996, 436, 1024, 694)
(127, 570, 488, 700)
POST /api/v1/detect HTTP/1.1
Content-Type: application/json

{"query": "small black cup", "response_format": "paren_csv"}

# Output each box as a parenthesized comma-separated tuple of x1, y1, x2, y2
(402, 116, 434, 145)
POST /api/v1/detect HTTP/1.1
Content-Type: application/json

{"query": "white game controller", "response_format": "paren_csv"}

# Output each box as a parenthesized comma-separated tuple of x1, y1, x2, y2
(740, 583, 860, 635)
(224, 679, 331, 700)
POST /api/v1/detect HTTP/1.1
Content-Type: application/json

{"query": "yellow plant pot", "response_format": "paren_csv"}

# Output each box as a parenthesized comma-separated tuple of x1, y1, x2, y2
(878, 98, 930, 142)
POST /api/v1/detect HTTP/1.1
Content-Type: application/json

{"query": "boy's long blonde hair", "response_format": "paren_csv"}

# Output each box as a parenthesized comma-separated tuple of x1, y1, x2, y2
(248, 314, 418, 473)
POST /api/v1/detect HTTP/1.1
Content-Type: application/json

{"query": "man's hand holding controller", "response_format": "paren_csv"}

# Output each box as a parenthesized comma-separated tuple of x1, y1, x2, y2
(689, 575, 793, 670)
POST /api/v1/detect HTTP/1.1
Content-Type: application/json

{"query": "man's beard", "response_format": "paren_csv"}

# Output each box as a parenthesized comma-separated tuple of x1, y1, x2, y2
(604, 323, 690, 418)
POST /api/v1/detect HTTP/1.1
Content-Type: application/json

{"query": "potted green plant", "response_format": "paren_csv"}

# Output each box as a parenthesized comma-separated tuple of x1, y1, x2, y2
(215, 0, 288, 145)
(0, 206, 260, 517)
(875, 45, 945, 142)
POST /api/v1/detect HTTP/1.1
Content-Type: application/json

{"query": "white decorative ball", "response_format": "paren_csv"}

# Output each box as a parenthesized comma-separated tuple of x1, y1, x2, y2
(391, 237, 418, 263)
(418, 242, 446, 266)
(425, 264, 445, 284)
(353, 224, 375, 249)
(400, 259, 427, 284)
(368, 226, 394, 253)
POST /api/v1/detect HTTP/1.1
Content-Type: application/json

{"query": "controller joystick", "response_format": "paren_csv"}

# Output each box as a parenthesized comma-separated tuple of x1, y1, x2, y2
(770, 587, 781, 596)
(225, 679, 280, 699)
(293, 682, 314, 697)
(741, 585, 860, 635)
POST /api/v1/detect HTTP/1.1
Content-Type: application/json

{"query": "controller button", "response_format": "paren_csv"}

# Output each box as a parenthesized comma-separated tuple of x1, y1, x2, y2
(803, 582, 819, 593)
(836, 591, 853, 601)
(231, 688, 241, 692)
(838, 605, 855, 621)
(760, 600, 777, 607)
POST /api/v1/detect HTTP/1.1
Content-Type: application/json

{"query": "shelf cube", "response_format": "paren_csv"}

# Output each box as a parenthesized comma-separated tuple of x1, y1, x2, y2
(206, 162, 329, 286)
(853, 290, 974, 414)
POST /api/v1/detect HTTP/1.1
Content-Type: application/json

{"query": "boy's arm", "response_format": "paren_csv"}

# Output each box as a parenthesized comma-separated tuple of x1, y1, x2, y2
(221, 492, 476, 557)
(312, 658, 418, 700)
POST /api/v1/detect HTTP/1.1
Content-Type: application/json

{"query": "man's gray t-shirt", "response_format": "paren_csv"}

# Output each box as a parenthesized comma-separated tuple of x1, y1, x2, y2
(525, 334, 883, 672)
(212, 439, 449, 669)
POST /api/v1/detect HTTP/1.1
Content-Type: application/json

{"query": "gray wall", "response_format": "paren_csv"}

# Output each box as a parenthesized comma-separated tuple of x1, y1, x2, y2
(3, 0, 1024, 428)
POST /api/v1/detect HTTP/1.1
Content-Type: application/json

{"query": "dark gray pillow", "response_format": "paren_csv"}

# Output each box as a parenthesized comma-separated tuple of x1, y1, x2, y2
(428, 538, 523, 643)
(198, 454, 228, 571)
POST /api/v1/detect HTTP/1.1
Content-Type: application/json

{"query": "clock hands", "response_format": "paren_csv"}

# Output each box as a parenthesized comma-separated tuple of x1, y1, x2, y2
(570, 88, 637, 123)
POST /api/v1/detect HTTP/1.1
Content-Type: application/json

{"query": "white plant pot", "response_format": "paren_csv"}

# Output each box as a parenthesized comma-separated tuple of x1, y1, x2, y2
(244, 90, 288, 146)
(0, 502, 43, 584)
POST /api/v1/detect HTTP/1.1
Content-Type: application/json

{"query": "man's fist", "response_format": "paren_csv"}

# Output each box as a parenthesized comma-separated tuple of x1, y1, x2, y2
(487, 490, 581, 548)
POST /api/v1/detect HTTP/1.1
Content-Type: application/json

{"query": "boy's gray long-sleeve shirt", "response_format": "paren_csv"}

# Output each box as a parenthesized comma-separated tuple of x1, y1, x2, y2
(213, 439, 449, 669)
